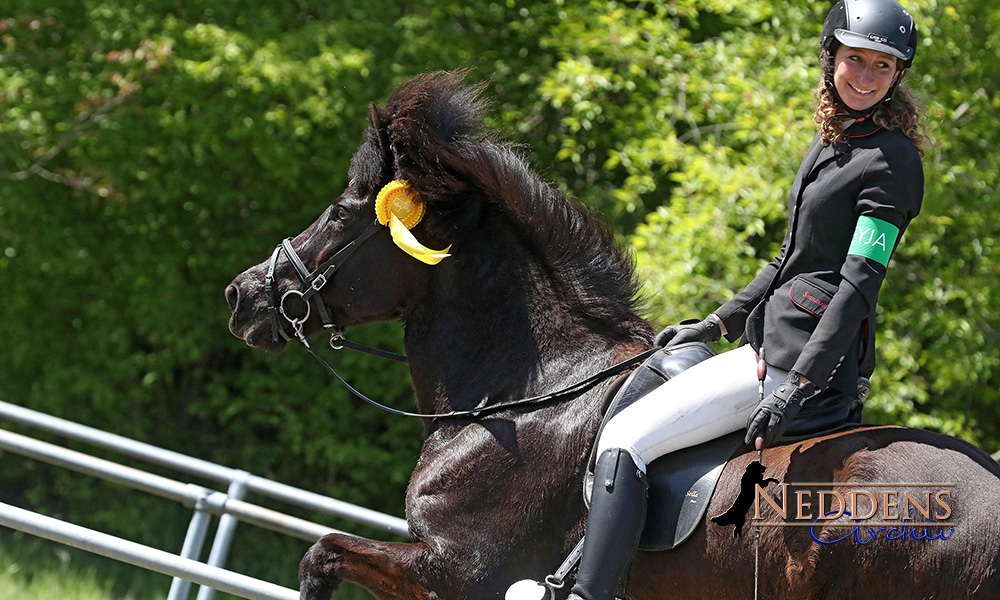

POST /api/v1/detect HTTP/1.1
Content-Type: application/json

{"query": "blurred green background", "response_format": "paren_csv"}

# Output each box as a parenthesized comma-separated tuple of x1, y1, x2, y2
(1, 0, 997, 598)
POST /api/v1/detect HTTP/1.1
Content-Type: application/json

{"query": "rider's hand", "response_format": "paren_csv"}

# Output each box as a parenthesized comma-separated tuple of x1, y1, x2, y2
(653, 316, 722, 348)
(744, 371, 819, 447)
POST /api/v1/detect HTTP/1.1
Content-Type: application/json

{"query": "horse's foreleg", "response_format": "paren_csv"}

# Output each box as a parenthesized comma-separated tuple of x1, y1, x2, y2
(299, 533, 437, 600)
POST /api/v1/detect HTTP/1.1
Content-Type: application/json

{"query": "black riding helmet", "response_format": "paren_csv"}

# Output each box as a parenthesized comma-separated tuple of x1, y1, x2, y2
(820, 0, 918, 119)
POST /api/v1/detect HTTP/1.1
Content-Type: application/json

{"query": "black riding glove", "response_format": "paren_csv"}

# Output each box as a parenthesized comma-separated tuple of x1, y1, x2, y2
(653, 316, 721, 348)
(744, 371, 819, 447)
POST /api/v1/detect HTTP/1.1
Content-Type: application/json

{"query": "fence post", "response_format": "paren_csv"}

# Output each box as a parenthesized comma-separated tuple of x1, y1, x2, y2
(196, 471, 250, 600)
(167, 487, 217, 600)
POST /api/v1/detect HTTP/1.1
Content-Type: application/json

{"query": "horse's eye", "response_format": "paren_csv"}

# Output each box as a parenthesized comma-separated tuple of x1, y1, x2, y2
(335, 206, 351, 222)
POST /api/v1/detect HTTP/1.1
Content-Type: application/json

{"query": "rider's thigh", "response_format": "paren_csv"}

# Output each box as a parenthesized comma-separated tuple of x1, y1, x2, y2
(596, 345, 787, 468)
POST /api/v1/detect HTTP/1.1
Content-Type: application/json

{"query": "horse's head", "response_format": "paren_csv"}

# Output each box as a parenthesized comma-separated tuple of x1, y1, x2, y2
(229, 71, 649, 356)
(226, 71, 492, 351)
(225, 182, 429, 352)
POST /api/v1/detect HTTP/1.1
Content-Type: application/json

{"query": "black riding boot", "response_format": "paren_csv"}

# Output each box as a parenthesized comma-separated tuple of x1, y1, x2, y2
(569, 448, 649, 600)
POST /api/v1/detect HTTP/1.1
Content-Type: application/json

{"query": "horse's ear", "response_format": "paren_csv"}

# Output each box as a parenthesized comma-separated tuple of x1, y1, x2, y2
(368, 102, 394, 181)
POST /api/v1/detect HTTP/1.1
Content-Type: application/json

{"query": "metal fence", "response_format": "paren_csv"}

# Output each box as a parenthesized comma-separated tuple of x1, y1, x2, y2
(0, 399, 409, 600)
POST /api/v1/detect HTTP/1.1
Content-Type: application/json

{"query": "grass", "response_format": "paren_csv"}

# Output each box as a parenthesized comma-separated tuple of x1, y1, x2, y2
(0, 531, 150, 600)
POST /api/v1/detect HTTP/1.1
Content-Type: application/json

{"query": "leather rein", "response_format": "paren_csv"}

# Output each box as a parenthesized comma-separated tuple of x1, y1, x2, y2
(265, 221, 656, 420)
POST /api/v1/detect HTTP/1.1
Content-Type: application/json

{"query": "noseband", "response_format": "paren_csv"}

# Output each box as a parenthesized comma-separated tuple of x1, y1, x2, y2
(265, 218, 383, 347)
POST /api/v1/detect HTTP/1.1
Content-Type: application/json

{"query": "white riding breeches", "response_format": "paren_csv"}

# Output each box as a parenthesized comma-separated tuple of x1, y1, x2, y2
(595, 344, 788, 473)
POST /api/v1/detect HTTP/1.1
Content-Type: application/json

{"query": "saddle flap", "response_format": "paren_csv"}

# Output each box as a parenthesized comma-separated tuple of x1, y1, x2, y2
(641, 431, 745, 550)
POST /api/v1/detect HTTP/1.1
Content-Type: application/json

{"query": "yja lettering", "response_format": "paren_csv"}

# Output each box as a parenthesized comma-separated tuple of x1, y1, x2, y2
(853, 225, 888, 252)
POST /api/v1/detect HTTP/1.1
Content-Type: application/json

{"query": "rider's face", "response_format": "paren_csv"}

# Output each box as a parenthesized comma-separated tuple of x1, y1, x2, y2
(833, 45, 900, 112)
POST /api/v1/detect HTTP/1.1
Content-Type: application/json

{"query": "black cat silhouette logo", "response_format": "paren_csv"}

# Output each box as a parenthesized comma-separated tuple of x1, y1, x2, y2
(711, 460, 778, 537)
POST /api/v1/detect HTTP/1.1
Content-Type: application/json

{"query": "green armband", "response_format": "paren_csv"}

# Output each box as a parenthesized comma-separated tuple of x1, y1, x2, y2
(848, 216, 899, 267)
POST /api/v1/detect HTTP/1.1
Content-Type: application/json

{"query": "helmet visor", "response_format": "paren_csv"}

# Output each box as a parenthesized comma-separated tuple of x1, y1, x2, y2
(834, 29, 913, 62)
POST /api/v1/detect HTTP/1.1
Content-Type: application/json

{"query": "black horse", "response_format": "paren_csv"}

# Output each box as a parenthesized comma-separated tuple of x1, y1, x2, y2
(226, 71, 1000, 600)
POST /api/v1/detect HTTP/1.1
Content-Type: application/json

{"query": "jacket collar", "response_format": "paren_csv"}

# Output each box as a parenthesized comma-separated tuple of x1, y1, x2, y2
(845, 118, 884, 139)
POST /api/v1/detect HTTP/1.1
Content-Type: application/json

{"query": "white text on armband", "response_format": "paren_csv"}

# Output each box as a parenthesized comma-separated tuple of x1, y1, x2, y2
(848, 216, 899, 267)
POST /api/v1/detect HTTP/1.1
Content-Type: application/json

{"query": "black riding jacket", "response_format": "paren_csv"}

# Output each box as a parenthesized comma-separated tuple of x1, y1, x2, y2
(714, 119, 923, 394)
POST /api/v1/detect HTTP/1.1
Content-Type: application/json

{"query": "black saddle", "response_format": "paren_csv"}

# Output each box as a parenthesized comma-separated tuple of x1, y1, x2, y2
(586, 342, 865, 551)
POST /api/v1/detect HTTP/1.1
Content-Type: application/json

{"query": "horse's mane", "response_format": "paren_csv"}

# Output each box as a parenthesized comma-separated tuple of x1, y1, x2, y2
(353, 71, 649, 339)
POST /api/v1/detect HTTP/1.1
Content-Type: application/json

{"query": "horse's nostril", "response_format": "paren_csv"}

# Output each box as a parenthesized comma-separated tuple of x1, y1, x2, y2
(225, 283, 240, 311)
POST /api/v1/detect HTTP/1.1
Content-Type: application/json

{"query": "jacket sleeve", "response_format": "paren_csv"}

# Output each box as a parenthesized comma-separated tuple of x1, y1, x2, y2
(714, 228, 791, 342)
(791, 144, 923, 389)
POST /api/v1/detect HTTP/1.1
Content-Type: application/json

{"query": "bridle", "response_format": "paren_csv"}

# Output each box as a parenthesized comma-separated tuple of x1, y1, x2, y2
(265, 218, 395, 352)
(262, 214, 657, 420)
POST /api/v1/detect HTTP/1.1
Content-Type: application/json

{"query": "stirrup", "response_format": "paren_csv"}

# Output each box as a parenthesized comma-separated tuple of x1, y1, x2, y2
(505, 537, 585, 600)
(505, 579, 549, 600)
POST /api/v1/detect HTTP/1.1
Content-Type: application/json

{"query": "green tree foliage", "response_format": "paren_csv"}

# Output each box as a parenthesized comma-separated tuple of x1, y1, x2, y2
(0, 0, 997, 597)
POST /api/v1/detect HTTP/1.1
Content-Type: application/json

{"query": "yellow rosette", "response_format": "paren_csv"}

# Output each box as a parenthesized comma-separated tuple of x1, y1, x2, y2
(375, 180, 451, 265)
(376, 180, 426, 229)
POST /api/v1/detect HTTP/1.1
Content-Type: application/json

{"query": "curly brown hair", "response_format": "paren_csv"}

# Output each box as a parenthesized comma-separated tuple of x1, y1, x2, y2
(813, 49, 927, 157)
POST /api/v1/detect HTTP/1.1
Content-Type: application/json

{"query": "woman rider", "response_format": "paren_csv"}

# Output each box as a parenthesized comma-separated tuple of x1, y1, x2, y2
(567, 1, 926, 599)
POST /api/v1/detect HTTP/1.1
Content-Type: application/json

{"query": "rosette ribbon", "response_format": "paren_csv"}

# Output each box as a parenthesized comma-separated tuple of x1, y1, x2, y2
(375, 180, 451, 265)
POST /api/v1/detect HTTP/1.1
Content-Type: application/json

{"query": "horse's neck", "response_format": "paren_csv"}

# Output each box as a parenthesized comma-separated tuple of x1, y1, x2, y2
(403, 232, 644, 418)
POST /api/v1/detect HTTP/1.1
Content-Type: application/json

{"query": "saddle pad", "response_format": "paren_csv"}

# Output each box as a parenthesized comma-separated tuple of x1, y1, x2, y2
(640, 430, 745, 551)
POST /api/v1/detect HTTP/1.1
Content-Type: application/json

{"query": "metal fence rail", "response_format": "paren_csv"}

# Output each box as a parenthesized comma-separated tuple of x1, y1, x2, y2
(0, 502, 299, 600)
(0, 399, 410, 600)
(0, 400, 408, 535)
(0, 428, 339, 542)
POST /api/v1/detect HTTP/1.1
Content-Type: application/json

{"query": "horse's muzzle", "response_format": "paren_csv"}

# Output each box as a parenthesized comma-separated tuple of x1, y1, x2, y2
(225, 272, 287, 352)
